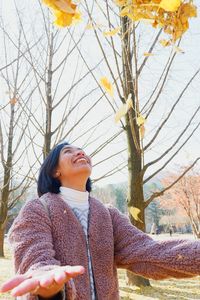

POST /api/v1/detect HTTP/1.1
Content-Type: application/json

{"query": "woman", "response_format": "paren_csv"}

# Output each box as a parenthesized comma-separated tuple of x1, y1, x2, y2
(0, 142, 199, 300)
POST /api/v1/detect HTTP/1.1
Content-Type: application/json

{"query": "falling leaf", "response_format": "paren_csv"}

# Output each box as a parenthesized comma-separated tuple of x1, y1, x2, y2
(114, 94, 133, 123)
(10, 98, 17, 105)
(100, 77, 114, 97)
(174, 46, 185, 54)
(103, 27, 121, 37)
(143, 52, 154, 57)
(114, 104, 127, 123)
(159, 0, 181, 12)
(137, 114, 146, 126)
(159, 39, 171, 47)
(129, 207, 143, 223)
(86, 22, 94, 30)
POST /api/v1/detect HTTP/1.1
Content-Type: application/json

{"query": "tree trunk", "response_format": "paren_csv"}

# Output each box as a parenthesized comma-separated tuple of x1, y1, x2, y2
(120, 14, 150, 287)
(0, 226, 5, 257)
(125, 120, 150, 286)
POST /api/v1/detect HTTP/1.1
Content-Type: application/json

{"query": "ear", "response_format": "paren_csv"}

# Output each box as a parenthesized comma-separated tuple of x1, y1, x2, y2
(53, 170, 61, 178)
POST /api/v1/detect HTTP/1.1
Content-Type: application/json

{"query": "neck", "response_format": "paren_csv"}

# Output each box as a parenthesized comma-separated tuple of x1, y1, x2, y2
(60, 177, 87, 192)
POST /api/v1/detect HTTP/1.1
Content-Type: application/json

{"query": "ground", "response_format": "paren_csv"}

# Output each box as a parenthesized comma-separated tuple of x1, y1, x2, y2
(0, 234, 199, 299)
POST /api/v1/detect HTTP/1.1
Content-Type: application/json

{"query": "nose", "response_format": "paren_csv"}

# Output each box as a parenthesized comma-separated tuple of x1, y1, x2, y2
(76, 149, 85, 157)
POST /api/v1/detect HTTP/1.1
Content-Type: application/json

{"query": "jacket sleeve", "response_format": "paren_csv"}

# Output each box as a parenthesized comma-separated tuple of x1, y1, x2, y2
(9, 199, 61, 273)
(109, 207, 200, 280)
(9, 199, 67, 300)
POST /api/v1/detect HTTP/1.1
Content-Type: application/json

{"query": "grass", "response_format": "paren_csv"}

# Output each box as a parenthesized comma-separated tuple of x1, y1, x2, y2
(0, 236, 200, 300)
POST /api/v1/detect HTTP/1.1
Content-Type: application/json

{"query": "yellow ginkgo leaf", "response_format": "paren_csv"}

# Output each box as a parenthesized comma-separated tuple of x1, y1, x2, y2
(100, 77, 114, 97)
(137, 114, 146, 126)
(129, 207, 143, 223)
(114, 94, 133, 123)
(159, 39, 171, 47)
(86, 22, 94, 30)
(159, 0, 181, 12)
(174, 46, 185, 54)
(114, 104, 127, 123)
(72, 10, 82, 24)
(114, 0, 127, 7)
(103, 27, 121, 37)
(54, 10, 74, 27)
(55, 0, 76, 13)
(143, 52, 154, 57)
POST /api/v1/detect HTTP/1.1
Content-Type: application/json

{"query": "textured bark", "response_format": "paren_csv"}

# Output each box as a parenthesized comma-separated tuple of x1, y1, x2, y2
(0, 226, 5, 257)
(43, 32, 54, 159)
(0, 103, 14, 257)
(121, 16, 150, 286)
(125, 118, 150, 286)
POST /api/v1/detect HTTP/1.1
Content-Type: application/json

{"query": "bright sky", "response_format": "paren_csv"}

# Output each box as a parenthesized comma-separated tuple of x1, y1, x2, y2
(0, 1, 200, 186)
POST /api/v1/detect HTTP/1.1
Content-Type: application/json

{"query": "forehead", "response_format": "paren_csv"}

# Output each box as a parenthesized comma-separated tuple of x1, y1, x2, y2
(61, 145, 82, 152)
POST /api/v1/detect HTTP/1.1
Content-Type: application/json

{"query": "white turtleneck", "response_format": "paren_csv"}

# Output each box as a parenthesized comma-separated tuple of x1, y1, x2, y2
(59, 187, 96, 300)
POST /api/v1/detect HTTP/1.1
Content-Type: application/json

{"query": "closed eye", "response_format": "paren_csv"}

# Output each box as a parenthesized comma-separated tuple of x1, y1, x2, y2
(63, 149, 71, 153)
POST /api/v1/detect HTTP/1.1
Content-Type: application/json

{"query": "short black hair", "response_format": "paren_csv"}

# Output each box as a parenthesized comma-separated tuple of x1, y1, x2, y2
(37, 142, 92, 197)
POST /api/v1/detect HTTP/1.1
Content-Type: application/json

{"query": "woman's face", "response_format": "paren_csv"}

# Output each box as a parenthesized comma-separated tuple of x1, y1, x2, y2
(55, 145, 92, 182)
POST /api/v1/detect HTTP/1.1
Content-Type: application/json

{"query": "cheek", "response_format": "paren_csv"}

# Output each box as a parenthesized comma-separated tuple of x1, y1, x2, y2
(58, 156, 72, 171)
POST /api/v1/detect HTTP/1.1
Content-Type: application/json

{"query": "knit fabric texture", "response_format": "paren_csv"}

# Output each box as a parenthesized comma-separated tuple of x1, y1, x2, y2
(8, 193, 200, 300)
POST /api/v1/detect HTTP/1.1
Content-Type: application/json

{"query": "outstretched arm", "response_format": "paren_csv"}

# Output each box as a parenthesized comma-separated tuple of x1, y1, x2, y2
(0, 199, 84, 299)
(109, 207, 200, 280)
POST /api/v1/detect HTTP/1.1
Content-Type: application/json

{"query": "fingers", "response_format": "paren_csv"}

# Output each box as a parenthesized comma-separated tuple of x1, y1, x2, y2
(61, 265, 85, 278)
(10, 277, 40, 297)
(0, 265, 85, 297)
(0, 274, 30, 293)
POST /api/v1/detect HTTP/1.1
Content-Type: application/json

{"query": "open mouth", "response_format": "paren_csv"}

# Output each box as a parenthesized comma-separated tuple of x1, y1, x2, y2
(74, 157, 89, 164)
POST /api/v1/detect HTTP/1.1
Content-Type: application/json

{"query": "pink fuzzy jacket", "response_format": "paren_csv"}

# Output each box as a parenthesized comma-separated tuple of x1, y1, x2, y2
(9, 193, 200, 300)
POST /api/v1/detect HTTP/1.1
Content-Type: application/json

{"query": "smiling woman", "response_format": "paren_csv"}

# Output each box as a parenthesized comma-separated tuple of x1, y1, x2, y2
(37, 142, 92, 196)
(0, 141, 200, 300)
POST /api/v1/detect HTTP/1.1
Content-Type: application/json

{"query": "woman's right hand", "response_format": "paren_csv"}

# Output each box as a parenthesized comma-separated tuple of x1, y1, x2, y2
(0, 265, 85, 298)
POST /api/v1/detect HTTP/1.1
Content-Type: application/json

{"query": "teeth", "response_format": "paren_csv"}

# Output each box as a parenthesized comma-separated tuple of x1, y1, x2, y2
(76, 158, 87, 163)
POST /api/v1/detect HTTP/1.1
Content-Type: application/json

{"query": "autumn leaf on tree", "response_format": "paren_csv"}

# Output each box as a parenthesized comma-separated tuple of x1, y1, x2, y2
(159, 0, 181, 12)
(116, 0, 197, 45)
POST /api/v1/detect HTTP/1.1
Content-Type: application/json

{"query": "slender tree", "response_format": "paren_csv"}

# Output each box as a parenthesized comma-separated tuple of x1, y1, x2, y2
(0, 22, 35, 257)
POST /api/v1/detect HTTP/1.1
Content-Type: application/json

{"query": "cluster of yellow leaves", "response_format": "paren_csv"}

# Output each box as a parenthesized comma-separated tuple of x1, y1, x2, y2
(42, 0, 81, 27)
(115, 0, 197, 45)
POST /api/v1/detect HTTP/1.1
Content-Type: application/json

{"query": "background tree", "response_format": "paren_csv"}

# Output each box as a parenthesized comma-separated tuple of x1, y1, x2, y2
(81, 0, 200, 286)
(0, 21, 35, 256)
(161, 166, 200, 239)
